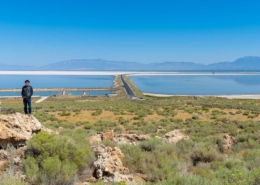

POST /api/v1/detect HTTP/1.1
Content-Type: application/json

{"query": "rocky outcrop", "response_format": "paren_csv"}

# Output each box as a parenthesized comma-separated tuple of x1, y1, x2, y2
(221, 134, 237, 153)
(158, 130, 189, 144)
(90, 130, 150, 145)
(89, 133, 103, 143)
(0, 145, 27, 177)
(89, 130, 114, 143)
(113, 133, 150, 145)
(155, 126, 164, 133)
(90, 129, 189, 146)
(101, 130, 114, 140)
(86, 145, 134, 183)
(0, 113, 42, 148)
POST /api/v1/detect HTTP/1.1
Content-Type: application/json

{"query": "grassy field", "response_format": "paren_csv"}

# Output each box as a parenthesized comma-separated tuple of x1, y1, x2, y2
(1, 94, 260, 184)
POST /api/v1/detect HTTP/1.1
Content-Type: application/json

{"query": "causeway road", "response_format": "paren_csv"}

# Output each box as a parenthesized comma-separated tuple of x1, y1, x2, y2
(120, 75, 136, 98)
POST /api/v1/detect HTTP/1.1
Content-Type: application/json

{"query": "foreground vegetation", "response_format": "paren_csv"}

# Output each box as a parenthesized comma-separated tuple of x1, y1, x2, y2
(1, 94, 260, 184)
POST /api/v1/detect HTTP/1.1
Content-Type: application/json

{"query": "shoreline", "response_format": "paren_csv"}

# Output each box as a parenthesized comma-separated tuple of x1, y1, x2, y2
(143, 92, 260, 99)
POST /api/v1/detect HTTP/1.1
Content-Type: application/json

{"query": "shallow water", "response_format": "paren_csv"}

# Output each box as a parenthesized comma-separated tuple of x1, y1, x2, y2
(0, 75, 114, 88)
(0, 91, 116, 97)
(129, 75, 260, 95)
(0, 75, 114, 96)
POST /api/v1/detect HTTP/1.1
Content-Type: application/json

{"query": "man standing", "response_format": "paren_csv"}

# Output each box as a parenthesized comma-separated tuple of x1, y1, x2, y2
(21, 80, 33, 115)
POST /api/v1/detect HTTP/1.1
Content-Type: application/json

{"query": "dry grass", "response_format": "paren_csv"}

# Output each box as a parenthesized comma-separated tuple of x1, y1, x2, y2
(0, 97, 40, 104)
(174, 111, 193, 120)
(45, 106, 260, 125)
(49, 110, 171, 124)
(49, 110, 134, 123)
(143, 114, 165, 122)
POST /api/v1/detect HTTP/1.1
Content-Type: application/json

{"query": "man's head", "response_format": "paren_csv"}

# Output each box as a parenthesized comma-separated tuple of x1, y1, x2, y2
(25, 80, 30, 86)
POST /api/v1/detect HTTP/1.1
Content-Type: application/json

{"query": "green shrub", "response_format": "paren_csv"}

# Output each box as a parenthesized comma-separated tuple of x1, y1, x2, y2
(221, 168, 260, 185)
(40, 156, 78, 185)
(216, 138, 224, 153)
(59, 111, 71, 116)
(84, 122, 92, 129)
(91, 109, 102, 116)
(133, 115, 141, 120)
(24, 131, 94, 185)
(121, 139, 179, 182)
(0, 168, 26, 185)
(192, 114, 200, 120)
(243, 149, 260, 169)
(248, 115, 256, 118)
(170, 118, 182, 123)
(202, 106, 209, 111)
(211, 110, 226, 116)
(191, 146, 221, 166)
(186, 108, 196, 114)
(61, 122, 76, 129)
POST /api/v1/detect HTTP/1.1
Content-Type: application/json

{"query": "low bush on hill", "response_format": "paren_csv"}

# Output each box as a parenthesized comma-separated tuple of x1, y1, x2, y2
(24, 131, 94, 185)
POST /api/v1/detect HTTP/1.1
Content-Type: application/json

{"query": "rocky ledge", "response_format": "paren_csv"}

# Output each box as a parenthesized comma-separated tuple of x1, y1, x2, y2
(0, 112, 42, 149)
(84, 145, 135, 184)
(90, 129, 189, 145)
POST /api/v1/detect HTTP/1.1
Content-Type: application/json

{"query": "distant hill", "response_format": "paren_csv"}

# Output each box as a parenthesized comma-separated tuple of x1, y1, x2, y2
(40, 59, 145, 71)
(1, 56, 260, 71)
(40, 56, 260, 71)
(0, 63, 35, 70)
(206, 56, 260, 70)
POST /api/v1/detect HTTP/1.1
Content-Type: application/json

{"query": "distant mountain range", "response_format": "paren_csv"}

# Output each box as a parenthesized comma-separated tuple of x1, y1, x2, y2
(1, 56, 260, 71)
(0, 63, 36, 70)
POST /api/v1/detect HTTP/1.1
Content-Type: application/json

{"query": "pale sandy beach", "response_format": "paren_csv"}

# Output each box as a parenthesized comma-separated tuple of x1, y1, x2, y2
(143, 92, 260, 99)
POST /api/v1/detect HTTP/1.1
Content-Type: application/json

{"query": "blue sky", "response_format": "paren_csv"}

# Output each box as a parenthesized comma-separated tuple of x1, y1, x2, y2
(0, 0, 260, 66)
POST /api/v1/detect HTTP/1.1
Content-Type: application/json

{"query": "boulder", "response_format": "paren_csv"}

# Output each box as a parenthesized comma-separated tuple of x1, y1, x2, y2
(89, 133, 103, 143)
(156, 126, 164, 133)
(101, 130, 114, 140)
(113, 134, 150, 145)
(90, 130, 150, 145)
(89, 130, 114, 143)
(162, 130, 189, 144)
(88, 145, 134, 183)
(0, 113, 42, 148)
(222, 134, 237, 152)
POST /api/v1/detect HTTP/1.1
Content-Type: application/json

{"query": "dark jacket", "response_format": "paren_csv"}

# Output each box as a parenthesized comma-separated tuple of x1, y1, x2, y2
(21, 85, 33, 98)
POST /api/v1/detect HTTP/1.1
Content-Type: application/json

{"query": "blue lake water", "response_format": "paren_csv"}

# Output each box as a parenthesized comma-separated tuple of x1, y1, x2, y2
(0, 92, 58, 97)
(0, 75, 114, 88)
(70, 91, 116, 96)
(3, 74, 260, 96)
(0, 75, 115, 96)
(129, 75, 260, 95)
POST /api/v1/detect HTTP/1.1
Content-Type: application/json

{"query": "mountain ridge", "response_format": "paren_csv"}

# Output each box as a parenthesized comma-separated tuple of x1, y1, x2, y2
(1, 56, 260, 71)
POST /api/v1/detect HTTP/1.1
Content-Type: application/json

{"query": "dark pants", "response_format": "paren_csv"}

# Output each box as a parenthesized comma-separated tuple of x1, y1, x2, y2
(23, 98, 32, 114)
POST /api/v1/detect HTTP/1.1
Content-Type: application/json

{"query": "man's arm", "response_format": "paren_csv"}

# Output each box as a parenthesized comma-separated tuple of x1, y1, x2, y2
(31, 87, 33, 97)
(21, 87, 24, 97)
